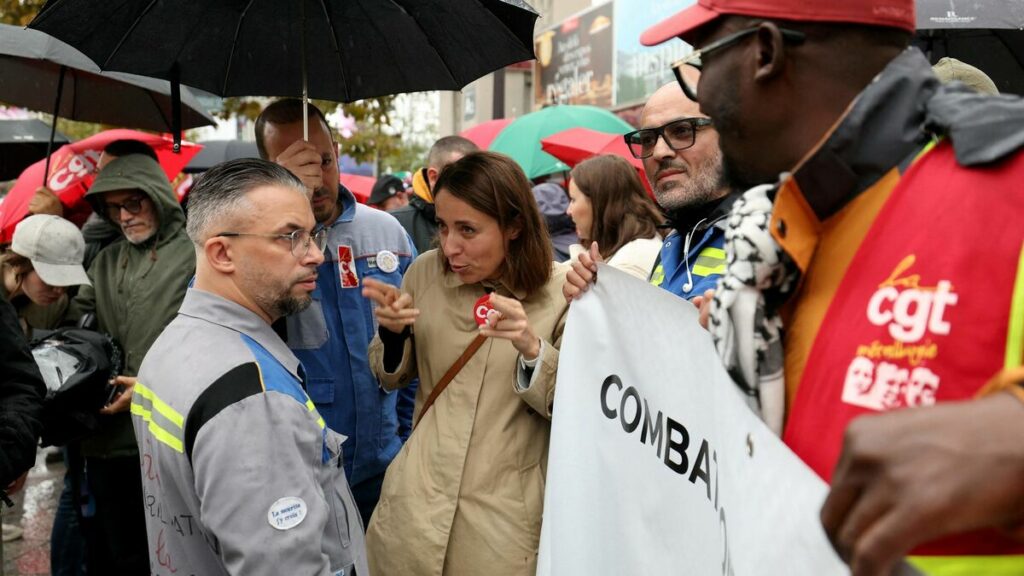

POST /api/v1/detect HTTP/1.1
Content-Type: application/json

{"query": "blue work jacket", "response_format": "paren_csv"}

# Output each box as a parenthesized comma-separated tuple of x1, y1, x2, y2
(285, 187, 418, 486)
(649, 221, 727, 300)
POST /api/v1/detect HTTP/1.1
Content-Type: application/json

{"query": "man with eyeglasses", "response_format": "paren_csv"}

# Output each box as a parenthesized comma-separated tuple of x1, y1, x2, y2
(131, 158, 368, 576)
(255, 99, 417, 527)
(643, 0, 1024, 574)
(28, 139, 162, 270)
(28, 139, 165, 576)
(564, 75, 736, 303)
(63, 152, 196, 574)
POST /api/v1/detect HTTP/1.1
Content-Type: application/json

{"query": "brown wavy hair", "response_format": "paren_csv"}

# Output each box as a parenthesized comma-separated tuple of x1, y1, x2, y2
(0, 251, 32, 276)
(570, 155, 664, 259)
(433, 152, 552, 297)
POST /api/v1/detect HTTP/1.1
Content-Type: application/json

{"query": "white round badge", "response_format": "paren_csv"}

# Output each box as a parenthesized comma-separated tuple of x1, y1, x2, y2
(376, 250, 399, 273)
(267, 496, 308, 531)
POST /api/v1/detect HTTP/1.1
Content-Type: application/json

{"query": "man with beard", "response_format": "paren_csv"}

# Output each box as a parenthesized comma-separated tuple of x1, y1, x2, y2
(66, 153, 195, 574)
(643, 0, 1024, 573)
(255, 99, 417, 525)
(131, 159, 368, 576)
(563, 76, 735, 302)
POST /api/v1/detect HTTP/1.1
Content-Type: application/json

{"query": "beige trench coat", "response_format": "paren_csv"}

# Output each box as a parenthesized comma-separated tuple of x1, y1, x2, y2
(366, 250, 569, 576)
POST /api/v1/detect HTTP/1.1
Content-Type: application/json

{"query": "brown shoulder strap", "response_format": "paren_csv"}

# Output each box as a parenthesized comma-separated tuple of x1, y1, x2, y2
(413, 334, 487, 430)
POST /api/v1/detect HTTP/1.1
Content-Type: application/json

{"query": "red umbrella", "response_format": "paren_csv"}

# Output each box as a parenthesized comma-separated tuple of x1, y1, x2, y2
(540, 127, 653, 197)
(0, 129, 201, 243)
(459, 118, 513, 150)
(339, 173, 374, 204)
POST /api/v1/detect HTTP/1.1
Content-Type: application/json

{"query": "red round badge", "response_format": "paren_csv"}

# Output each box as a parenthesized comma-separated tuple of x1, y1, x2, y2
(473, 294, 494, 326)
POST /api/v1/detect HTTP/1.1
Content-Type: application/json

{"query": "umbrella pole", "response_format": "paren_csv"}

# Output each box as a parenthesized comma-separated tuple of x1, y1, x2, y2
(300, 0, 308, 142)
(43, 65, 68, 188)
(171, 64, 181, 154)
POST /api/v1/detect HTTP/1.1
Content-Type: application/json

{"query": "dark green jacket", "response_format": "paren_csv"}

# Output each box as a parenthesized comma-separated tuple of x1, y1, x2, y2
(69, 154, 195, 458)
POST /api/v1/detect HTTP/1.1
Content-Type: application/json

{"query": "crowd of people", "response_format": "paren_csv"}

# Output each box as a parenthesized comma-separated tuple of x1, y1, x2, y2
(0, 0, 1022, 574)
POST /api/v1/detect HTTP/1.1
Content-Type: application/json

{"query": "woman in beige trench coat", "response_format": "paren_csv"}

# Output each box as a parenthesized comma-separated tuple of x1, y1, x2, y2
(362, 152, 569, 576)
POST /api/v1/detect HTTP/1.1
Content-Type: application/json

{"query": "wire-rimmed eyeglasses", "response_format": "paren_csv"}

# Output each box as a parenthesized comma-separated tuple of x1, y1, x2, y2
(216, 228, 328, 259)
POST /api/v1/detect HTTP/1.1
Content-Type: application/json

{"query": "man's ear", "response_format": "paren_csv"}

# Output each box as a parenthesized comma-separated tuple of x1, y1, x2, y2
(204, 237, 236, 274)
(753, 22, 788, 84)
(426, 167, 440, 189)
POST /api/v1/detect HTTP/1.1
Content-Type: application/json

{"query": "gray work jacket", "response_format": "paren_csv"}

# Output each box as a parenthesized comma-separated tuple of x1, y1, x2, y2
(131, 288, 369, 576)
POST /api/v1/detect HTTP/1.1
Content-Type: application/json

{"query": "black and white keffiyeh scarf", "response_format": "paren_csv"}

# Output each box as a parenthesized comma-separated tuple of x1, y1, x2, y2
(708, 184, 800, 435)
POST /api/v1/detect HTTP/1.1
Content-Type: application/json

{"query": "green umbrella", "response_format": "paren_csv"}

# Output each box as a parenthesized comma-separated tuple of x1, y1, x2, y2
(489, 105, 634, 179)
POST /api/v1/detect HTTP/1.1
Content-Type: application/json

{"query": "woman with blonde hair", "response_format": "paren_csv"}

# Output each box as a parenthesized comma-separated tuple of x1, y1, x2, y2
(362, 151, 569, 575)
(567, 153, 665, 279)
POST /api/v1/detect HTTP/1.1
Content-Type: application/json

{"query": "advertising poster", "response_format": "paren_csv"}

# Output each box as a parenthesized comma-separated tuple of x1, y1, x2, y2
(614, 0, 695, 107)
(534, 2, 615, 109)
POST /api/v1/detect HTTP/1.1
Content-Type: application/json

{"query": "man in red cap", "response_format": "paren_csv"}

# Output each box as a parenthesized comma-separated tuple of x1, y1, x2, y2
(643, 2, 1024, 575)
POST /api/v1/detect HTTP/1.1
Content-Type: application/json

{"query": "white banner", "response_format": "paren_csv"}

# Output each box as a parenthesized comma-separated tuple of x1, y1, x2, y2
(538, 265, 885, 575)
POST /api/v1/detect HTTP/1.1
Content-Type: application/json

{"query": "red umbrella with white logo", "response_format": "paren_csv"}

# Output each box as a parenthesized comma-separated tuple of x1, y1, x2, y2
(0, 129, 201, 242)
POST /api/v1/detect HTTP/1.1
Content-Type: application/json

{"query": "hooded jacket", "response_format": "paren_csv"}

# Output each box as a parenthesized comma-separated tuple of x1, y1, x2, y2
(532, 182, 578, 262)
(69, 154, 195, 458)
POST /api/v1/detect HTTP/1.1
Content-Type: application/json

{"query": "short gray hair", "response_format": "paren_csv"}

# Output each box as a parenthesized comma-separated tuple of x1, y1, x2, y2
(186, 158, 306, 245)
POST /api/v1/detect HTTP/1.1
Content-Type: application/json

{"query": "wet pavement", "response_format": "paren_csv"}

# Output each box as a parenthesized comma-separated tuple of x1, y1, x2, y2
(2, 447, 63, 576)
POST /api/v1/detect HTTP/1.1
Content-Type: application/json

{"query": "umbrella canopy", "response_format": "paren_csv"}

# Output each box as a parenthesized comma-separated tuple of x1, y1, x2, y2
(539, 127, 653, 197)
(29, 0, 539, 104)
(460, 118, 513, 149)
(184, 140, 260, 174)
(0, 23, 216, 133)
(0, 119, 70, 181)
(489, 105, 634, 179)
(914, 1, 1024, 96)
(0, 129, 201, 243)
(339, 173, 374, 204)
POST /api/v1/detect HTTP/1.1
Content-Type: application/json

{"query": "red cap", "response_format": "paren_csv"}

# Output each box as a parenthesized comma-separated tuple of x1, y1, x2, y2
(641, 0, 915, 46)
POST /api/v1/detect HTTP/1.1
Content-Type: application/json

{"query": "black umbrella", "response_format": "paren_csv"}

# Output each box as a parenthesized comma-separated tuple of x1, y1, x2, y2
(183, 140, 260, 174)
(0, 119, 70, 181)
(0, 23, 216, 180)
(29, 0, 538, 139)
(914, 0, 1024, 96)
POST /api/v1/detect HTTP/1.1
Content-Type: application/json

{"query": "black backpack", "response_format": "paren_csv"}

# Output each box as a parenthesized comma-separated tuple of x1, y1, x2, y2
(30, 327, 123, 447)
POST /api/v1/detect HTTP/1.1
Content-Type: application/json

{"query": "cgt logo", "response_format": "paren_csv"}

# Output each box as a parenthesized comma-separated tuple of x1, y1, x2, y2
(473, 294, 494, 326)
(865, 255, 958, 343)
(48, 150, 102, 191)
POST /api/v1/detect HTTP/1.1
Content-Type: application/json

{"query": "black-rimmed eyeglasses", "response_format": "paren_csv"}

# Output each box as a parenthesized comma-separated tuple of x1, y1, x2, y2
(624, 117, 714, 159)
(104, 195, 147, 220)
(216, 228, 328, 259)
(671, 26, 806, 102)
